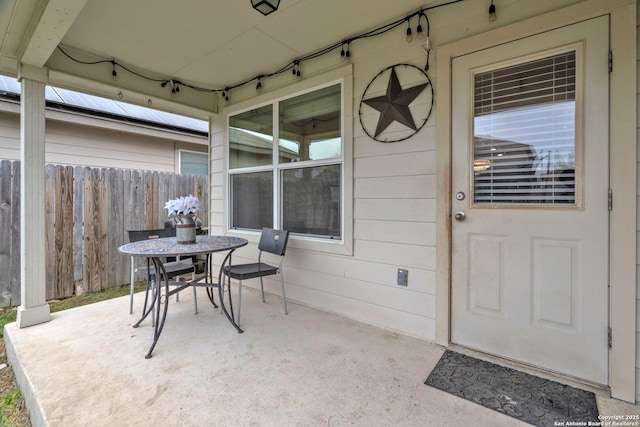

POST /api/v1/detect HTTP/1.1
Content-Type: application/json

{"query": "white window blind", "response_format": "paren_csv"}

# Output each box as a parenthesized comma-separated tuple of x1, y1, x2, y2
(473, 51, 576, 204)
(180, 151, 209, 176)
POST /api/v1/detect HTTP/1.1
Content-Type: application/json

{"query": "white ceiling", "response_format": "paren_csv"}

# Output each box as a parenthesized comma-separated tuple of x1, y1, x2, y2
(0, 0, 433, 111)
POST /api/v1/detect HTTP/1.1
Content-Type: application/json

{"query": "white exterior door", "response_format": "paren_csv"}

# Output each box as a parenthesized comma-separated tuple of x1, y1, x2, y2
(450, 17, 609, 385)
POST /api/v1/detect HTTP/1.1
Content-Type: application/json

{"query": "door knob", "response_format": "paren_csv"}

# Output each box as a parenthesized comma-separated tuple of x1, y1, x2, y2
(454, 211, 466, 221)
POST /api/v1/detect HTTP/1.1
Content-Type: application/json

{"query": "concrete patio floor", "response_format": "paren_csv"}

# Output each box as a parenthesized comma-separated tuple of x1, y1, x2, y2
(4, 287, 639, 426)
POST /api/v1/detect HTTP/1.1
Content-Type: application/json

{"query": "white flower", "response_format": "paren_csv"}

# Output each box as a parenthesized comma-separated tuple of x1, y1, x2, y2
(165, 195, 201, 221)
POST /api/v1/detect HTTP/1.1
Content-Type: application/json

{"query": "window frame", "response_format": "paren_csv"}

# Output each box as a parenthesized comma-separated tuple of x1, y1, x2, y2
(224, 66, 353, 255)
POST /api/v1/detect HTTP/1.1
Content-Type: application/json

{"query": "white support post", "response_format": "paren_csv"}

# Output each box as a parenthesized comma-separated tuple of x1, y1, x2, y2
(16, 64, 51, 328)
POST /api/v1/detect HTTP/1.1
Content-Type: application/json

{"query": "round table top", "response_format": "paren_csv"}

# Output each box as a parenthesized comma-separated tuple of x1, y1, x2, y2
(118, 235, 248, 257)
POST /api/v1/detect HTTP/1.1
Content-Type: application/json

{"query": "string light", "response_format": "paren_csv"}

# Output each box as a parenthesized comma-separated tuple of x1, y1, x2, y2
(256, 77, 263, 92)
(292, 62, 301, 80)
(56, 0, 465, 100)
(489, 0, 496, 22)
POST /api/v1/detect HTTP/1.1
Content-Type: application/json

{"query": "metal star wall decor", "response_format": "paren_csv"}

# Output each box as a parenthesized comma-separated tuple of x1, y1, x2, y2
(359, 64, 433, 143)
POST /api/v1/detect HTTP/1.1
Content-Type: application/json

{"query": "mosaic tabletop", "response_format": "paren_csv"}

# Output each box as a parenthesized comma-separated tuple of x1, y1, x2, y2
(118, 235, 248, 257)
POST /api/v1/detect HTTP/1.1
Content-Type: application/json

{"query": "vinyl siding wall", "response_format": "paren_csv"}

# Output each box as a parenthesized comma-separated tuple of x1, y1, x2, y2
(211, 0, 588, 340)
(0, 106, 207, 171)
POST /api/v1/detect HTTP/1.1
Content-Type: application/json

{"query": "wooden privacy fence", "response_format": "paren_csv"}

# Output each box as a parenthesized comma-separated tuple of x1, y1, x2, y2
(0, 160, 208, 308)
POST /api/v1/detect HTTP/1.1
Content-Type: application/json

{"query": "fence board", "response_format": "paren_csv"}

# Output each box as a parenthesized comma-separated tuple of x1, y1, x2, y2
(0, 161, 209, 307)
(111, 168, 125, 286)
(73, 166, 84, 285)
(144, 171, 154, 229)
(0, 161, 12, 306)
(9, 161, 20, 305)
(58, 166, 74, 298)
(45, 165, 56, 300)
(84, 167, 100, 292)
(98, 168, 109, 290)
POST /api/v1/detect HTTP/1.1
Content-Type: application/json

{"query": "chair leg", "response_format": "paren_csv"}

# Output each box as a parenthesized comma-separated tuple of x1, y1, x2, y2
(237, 280, 243, 326)
(192, 271, 198, 314)
(259, 277, 266, 303)
(280, 272, 288, 315)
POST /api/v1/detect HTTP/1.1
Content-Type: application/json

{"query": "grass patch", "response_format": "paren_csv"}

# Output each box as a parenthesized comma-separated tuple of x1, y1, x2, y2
(0, 390, 25, 427)
(49, 283, 147, 313)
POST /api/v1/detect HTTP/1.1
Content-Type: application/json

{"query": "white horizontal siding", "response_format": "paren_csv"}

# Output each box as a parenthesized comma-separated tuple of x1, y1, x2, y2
(354, 219, 435, 246)
(354, 151, 435, 178)
(0, 113, 20, 160)
(355, 199, 436, 222)
(0, 109, 206, 171)
(355, 175, 436, 199)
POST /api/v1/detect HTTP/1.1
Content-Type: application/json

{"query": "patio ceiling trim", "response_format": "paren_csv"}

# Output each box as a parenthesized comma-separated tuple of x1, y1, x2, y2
(18, 0, 89, 67)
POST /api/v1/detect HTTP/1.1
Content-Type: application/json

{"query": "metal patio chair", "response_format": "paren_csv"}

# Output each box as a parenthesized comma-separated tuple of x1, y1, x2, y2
(222, 228, 289, 325)
(128, 227, 199, 316)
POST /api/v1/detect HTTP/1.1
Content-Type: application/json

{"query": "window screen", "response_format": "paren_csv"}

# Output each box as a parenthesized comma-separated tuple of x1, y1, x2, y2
(473, 51, 576, 204)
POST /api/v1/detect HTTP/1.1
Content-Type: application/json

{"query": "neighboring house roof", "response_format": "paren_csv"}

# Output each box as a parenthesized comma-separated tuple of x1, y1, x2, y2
(0, 75, 208, 136)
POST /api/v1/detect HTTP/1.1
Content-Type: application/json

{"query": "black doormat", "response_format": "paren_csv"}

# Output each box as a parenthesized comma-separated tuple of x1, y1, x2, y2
(425, 350, 599, 426)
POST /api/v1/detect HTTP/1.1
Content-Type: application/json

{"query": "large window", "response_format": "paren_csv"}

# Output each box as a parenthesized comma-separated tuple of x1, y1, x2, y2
(228, 83, 342, 239)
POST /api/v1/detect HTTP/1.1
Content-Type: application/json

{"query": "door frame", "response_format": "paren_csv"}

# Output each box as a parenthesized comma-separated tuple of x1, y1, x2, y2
(435, 0, 636, 403)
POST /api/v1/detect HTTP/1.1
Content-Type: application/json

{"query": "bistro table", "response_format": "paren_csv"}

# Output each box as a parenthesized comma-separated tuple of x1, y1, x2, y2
(118, 235, 248, 358)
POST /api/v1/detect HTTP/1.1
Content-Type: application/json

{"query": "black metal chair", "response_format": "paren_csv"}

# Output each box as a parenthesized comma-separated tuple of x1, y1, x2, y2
(128, 228, 199, 316)
(222, 228, 289, 325)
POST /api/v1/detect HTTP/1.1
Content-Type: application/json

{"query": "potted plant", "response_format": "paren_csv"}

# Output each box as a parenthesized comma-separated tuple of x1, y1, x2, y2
(164, 194, 201, 244)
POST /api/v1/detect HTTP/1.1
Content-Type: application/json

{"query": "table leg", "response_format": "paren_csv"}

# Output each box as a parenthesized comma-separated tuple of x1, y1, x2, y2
(204, 254, 218, 309)
(132, 257, 170, 359)
(217, 249, 243, 333)
(133, 257, 156, 327)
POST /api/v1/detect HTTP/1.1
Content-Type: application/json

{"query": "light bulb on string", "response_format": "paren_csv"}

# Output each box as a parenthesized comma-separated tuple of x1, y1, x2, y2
(406, 20, 413, 42)
(345, 44, 351, 62)
(256, 79, 262, 93)
(111, 62, 118, 81)
(489, 0, 496, 22)
(416, 13, 424, 39)
(340, 45, 346, 62)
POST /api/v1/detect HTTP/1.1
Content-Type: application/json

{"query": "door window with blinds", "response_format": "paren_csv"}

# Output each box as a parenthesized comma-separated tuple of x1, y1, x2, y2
(473, 50, 577, 205)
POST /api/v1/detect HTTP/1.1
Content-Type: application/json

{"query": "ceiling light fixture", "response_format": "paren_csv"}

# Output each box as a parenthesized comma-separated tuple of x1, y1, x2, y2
(251, 0, 280, 16)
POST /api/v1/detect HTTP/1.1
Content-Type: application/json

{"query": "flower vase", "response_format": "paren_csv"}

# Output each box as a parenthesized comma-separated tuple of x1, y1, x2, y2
(176, 214, 196, 244)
